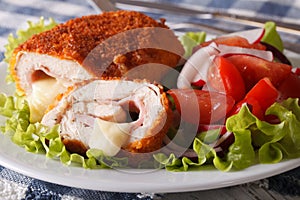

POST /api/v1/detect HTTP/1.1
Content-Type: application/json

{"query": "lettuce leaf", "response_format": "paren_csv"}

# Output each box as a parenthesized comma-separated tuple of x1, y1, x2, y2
(179, 31, 206, 58)
(0, 93, 130, 169)
(153, 138, 232, 172)
(1, 95, 300, 172)
(155, 98, 300, 172)
(261, 21, 284, 52)
(4, 17, 57, 63)
(264, 99, 300, 158)
(227, 99, 300, 164)
(153, 139, 216, 172)
(4, 17, 57, 82)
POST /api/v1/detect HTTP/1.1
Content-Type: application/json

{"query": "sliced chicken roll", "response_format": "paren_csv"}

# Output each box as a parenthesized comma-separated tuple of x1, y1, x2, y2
(9, 10, 183, 122)
(41, 79, 172, 156)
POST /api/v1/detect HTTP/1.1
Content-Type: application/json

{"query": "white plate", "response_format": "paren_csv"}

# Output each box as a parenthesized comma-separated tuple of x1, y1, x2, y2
(0, 57, 300, 193)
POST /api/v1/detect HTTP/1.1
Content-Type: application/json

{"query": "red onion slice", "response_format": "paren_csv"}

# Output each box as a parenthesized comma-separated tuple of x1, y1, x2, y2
(218, 44, 273, 61)
(260, 41, 292, 65)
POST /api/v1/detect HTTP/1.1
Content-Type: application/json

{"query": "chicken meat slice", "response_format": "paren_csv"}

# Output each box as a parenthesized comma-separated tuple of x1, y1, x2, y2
(41, 79, 172, 156)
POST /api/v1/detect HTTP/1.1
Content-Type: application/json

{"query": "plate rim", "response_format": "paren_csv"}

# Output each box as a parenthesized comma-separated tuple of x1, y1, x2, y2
(0, 132, 299, 193)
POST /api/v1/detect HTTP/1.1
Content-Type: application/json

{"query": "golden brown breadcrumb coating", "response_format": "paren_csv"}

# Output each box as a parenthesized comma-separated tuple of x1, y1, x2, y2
(10, 10, 183, 86)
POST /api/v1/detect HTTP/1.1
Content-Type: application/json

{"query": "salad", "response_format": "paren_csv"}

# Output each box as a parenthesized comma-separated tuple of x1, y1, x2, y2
(0, 18, 300, 172)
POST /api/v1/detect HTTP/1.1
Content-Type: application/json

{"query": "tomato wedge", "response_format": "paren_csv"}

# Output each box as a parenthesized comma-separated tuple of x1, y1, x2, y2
(226, 55, 292, 90)
(208, 56, 246, 102)
(277, 72, 300, 102)
(229, 97, 264, 120)
(168, 89, 235, 125)
(245, 77, 279, 112)
(230, 77, 278, 120)
(294, 68, 300, 76)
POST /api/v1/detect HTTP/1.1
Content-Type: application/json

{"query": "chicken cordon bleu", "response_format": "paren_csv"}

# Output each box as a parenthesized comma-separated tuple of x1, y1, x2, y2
(9, 10, 183, 122)
(41, 79, 172, 156)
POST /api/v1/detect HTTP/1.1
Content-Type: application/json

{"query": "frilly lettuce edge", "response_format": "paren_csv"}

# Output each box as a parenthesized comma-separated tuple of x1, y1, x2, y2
(0, 93, 131, 169)
(1, 95, 300, 171)
(155, 98, 300, 172)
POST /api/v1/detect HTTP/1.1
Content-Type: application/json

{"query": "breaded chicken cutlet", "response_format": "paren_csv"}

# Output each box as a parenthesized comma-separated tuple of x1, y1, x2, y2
(42, 78, 172, 156)
(10, 10, 183, 122)
(9, 10, 182, 156)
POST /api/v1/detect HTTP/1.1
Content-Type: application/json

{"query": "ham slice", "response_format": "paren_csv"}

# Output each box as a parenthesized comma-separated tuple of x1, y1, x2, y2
(9, 11, 183, 122)
(41, 79, 172, 156)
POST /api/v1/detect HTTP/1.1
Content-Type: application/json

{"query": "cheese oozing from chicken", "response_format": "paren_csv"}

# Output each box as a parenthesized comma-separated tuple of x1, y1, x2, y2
(14, 51, 92, 122)
(27, 78, 66, 122)
(89, 118, 132, 156)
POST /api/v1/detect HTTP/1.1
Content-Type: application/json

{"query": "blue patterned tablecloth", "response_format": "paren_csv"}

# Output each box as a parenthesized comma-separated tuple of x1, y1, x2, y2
(0, 0, 299, 199)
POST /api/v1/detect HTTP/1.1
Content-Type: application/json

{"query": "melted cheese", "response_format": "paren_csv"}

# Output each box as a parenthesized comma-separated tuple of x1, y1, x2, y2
(27, 78, 66, 122)
(88, 118, 132, 156)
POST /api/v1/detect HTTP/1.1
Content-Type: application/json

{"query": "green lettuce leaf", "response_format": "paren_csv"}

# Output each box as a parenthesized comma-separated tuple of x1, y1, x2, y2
(264, 99, 300, 158)
(153, 138, 232, 172)
(179, 31, 206, 58)
(196, 128, 220, 144)
(0, 94, 15, 118)
(153, 153, 183, 171)
(227, 129, 256, 170)
(155, 98, 300, 172)
(153, 139, 216, 172)
(227, 99, 300, 164)
(261, 21, 284, 52)
(0, 93, 130, 169)
(1, 94, 300, 172)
